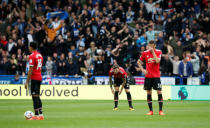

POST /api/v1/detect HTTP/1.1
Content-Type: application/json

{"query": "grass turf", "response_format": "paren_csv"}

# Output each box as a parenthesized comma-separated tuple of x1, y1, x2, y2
(0, 100, 209, 128)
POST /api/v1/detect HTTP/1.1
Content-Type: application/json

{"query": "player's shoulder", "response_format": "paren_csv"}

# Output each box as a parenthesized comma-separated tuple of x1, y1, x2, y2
(119, 67, 126, 73)
(119, 67, 125, 71)
(155, 49, 162, 54)
(29, 53, 34, 58)
(144, 50, 150, 53)
(109, 68, 113, 72)
(155, 49, 162, 52)
(142, 50, 150, 55)
(35, 51, 43, 57)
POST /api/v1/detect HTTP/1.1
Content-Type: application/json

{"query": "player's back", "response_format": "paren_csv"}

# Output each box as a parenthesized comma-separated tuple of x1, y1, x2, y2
(29, 51, 43, 81)
(109, 67, 127, 78)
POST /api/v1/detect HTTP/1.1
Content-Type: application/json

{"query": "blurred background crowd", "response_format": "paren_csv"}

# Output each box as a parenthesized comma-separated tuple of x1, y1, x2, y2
(0, 0, 209, 84)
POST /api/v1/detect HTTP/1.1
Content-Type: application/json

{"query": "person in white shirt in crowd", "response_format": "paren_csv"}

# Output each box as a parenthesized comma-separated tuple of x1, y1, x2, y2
(126, 6, 135, 23)
(169, 54, 181, 84)
(52, 17, 61, 35)
(143, 0, 163, 19)
(45, 56, 54, 76)
(146, 26, 160, 43)
(190, 52, 200, 76)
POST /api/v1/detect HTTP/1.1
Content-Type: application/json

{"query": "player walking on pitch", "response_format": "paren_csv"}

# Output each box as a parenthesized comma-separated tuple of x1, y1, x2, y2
(137, 40, 165, 115)
(25, 42, 44, 120)
(109, 64, 134, 111)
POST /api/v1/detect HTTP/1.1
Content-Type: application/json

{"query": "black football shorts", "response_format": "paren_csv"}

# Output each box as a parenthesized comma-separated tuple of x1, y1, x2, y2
(30, 80, 42, 95)
(144, 78, 162, 90)
(114, 78, 130, 89)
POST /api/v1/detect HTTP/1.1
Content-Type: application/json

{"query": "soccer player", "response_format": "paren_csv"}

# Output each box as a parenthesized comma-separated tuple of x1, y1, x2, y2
(109, 64, 134, 111)
(25, 42, 44, 120)
(137, 40, 165, 115)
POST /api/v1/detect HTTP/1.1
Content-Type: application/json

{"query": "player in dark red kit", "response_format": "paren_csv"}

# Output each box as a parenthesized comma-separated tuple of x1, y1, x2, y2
(109, 64, 134, 111)
(137, 40, 165, 115)
(25, 42, 44, 120)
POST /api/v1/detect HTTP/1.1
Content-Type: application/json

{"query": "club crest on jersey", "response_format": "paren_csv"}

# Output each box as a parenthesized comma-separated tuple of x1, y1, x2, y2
(148, 58, 155, 63)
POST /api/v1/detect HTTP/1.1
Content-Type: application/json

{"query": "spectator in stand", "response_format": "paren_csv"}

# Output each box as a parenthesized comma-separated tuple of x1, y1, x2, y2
(146, 26, 160, 43)
(136, 33, 147, 49)
(161, 54, 173, 76)
(0, 57, 9, 74)
(190, 52, 200, 76)
(86, 42, 97, 58)
(169, 54, 181, 84)
(41, 17, 63, 43)
(66, 58, 78, 76)
(8, 59, 17, 75)
(94, 49, 105, 76)
(169, 55, 181, 76)
(178, 52, 194, 85)
(57, 53, 67, 75)
(0, 0, 208, 81)
(143, 0, 163, 20)
(45, 56, 54, 76)
(0, 35, 8, 48)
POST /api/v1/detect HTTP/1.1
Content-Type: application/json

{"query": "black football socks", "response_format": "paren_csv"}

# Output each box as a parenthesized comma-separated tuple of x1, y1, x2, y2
(147, 94, 153, 111)
(32, 96, 39, 115)
(158, 94, 163, 111)
(126, 92, 133, 108)
(114, 91, 119, 108)
(38, 97, 43, 115)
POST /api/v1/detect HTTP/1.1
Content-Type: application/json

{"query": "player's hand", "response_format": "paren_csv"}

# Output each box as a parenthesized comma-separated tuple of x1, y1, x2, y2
(142, 69, 148, 75)
(148, 46, 154, 52)
(24, 81, 28, 89)
(119, 88, 123, 95)
(110, 87, 114, 94)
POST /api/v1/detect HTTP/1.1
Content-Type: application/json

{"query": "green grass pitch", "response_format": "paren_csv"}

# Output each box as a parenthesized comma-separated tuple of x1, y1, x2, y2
(0, 100, 209, 128)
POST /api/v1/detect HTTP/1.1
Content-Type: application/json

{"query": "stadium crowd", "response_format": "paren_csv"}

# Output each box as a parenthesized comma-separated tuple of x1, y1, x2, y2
(0, 0, 209, 84)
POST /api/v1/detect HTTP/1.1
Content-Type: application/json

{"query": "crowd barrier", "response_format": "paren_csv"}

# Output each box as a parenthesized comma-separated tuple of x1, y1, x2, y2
(0, 75, 203, 85)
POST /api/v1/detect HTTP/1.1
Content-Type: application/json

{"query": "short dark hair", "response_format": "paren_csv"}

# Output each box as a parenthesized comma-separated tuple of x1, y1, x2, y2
(112, 64, 119, 69)
(30, 42, 37, 50)
(149, 40, 155, 45)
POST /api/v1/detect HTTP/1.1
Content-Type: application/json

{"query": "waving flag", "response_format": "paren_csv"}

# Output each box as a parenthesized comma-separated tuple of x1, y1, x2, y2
(46, 11, 69, 20)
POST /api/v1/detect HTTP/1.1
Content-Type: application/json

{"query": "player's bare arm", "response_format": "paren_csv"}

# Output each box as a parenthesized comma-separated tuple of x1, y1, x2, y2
(151, 50, 160, 63)
(137, 59, 147, 75)
(148, 46, 160, 63)
(119, 78, 126, 95)
(25, 66, 33, 89)
(109, 76, 114, 94)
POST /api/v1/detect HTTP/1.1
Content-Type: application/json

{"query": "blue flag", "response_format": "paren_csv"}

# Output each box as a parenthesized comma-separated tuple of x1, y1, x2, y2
(46, 11, 69, 20)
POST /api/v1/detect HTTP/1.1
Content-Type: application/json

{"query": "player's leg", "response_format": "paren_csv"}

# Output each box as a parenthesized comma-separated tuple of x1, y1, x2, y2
(30, 80, 39, 117)
(113, 85, 119, 110)
(36, 80, 43, 118)
(31, 80, 44, 120)
(124, 79, 134, 110)
(125, 89, 134, 110)
(153, 78, 165, 115)
(146, 90, 153, 115)
(144, 78, 153, 115)
(156, 90, 165, 115)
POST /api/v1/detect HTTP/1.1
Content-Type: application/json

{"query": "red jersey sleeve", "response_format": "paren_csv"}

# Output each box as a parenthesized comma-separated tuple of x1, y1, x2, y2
(109, 68, 113, 77)
(139, 52, 145, 62)
(29, 55, 34, 67)
(157, 50, 162, 59)
(119, 68, 127, 78)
